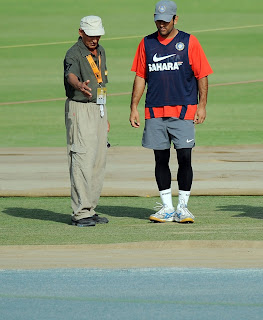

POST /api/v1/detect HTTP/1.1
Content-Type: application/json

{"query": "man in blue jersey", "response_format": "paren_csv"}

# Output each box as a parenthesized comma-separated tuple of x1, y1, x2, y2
(129, 1, 213, 223)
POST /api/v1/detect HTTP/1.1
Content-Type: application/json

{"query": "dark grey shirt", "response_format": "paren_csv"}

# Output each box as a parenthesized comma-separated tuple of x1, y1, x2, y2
(64, 37, 108, 103)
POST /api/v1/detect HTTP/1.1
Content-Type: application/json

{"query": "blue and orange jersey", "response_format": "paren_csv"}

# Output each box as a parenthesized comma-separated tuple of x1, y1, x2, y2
(131, 31, 213, 120)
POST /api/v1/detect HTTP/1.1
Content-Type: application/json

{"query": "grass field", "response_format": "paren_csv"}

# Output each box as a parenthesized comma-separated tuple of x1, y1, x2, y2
(1, 0, 263, 147)
(0, 196, 262, 245)
(0, 1, 262, 245)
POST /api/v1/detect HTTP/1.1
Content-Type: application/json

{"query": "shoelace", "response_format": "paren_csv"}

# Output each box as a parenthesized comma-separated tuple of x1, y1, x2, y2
(180, 206, 195, 219)
(153, 202, 164, 211)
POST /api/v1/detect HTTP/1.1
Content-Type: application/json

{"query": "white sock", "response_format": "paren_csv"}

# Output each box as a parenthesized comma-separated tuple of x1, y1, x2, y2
(177, 190, 191, 209)
(160, 188, 174, 208)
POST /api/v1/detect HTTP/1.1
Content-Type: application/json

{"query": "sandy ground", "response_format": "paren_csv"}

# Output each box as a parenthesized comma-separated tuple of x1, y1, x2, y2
(1, 241, 263, 270)
(0, 145, 263, 197)
(0, 145, 262, 270)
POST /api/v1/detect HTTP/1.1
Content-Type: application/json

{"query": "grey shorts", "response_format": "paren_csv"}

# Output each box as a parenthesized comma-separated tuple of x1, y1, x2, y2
(142, 117, 195, 150)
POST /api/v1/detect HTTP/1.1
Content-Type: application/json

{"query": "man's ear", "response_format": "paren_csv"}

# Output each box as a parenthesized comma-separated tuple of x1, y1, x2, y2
(174, 15, 179, 25)
(79, 29, 84, 37)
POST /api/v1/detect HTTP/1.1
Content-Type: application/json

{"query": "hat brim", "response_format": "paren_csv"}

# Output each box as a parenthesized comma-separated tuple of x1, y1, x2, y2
(82, 28, 105, 36)
(154, 14, 173, 22)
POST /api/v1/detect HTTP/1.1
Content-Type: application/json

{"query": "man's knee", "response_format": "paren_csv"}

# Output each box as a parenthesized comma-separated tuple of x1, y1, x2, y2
(176, 148, 192, 167)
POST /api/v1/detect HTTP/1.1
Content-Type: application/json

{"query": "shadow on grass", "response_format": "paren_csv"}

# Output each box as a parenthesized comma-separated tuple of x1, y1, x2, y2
(2, 205, 152, 224)
(2, 208, 70, 224)
(97, 205, 152, 220)
(216, 205, 263, 220)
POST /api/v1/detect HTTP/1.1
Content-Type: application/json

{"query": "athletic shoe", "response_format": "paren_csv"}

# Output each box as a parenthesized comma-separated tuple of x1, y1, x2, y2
(174, 205, 195, 223)
(71, 217, 96, 227)
(92, 214, 109, 224)
(149, 203, 175, 223)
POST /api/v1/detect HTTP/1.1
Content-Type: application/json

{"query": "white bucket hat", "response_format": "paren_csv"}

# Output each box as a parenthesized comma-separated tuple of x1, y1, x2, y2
(80, 16, 105, 36)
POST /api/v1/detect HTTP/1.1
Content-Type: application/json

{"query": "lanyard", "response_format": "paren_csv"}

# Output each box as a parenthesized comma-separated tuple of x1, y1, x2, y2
(86, 54, 103, 85)
(86, 54, 105, 117)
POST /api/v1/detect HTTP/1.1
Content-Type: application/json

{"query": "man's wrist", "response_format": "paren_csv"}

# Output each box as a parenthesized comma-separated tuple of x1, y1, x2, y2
(198, 102, 206, 109)
(75, 82, 83, 91)
(130, 105, 138, 111)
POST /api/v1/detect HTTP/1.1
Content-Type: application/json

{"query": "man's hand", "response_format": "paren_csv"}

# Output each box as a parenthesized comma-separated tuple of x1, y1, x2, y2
(194, 105, 206, 124)
(79, 80, 92, 98)
(67, 74, 92, 98)
(129, 109, 140, 128)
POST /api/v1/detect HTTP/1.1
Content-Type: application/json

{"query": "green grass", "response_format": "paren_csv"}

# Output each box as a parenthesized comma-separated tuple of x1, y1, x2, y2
(0, 0, 263, 147)
(1, 82, 262, 147)
(0, 196, 262, 245)
(0, 1, 262, 247)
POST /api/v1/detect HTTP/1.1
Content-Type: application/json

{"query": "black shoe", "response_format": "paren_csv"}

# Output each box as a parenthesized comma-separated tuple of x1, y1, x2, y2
(92, 214, 109, 224)
(71, 217, 96, 227)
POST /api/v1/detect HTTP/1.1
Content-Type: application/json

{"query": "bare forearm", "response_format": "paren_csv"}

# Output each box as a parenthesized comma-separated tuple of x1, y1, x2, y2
(67, 73, 82, 90)
(129, 75, 146, 128)
(194, 76, 209, 124)
(130, 75, 146, 111)
(198, 76, 208, 108)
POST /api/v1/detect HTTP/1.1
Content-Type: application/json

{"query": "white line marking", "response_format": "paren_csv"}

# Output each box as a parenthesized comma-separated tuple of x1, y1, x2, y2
(0, 80, 262, 106)
(0, 36, 144, 49)
(1, 24, 263, 49)
(190, 24, 263, 33)
(209, 80, 263, 87)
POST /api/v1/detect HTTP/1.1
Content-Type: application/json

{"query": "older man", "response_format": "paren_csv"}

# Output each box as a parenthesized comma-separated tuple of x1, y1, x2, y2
(64, 16, 109, 227)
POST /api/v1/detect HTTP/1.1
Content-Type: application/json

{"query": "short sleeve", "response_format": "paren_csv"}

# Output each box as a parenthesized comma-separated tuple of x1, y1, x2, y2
(131, 39, 147, 79)
(64, 52, 81, 80)
(188, 35, 213, 80)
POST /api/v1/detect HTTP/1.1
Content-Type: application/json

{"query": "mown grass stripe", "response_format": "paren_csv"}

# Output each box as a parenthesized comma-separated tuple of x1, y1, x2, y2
(0, 80, 262, 106)
(1, 24, 262, 49)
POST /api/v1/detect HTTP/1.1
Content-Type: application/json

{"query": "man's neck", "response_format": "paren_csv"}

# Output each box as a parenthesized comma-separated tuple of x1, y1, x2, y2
(89, 48, 97, 56)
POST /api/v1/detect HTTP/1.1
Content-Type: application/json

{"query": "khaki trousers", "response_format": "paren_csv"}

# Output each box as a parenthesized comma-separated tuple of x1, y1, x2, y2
(65, 99, 108, 219)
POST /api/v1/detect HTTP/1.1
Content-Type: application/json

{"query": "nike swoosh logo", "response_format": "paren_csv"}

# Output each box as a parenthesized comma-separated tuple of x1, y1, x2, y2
(152, 53, 177, 62)
(186, 139, 194, 143)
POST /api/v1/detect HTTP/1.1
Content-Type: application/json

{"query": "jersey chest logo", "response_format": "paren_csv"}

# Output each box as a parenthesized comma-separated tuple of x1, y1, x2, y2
(149, 53, 183, 72)
(175, 42, 185, 51)
(152, 53, 177, 62)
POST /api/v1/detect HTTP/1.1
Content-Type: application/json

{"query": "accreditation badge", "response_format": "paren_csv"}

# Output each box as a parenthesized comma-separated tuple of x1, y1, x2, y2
(97, 87, 107, 105)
